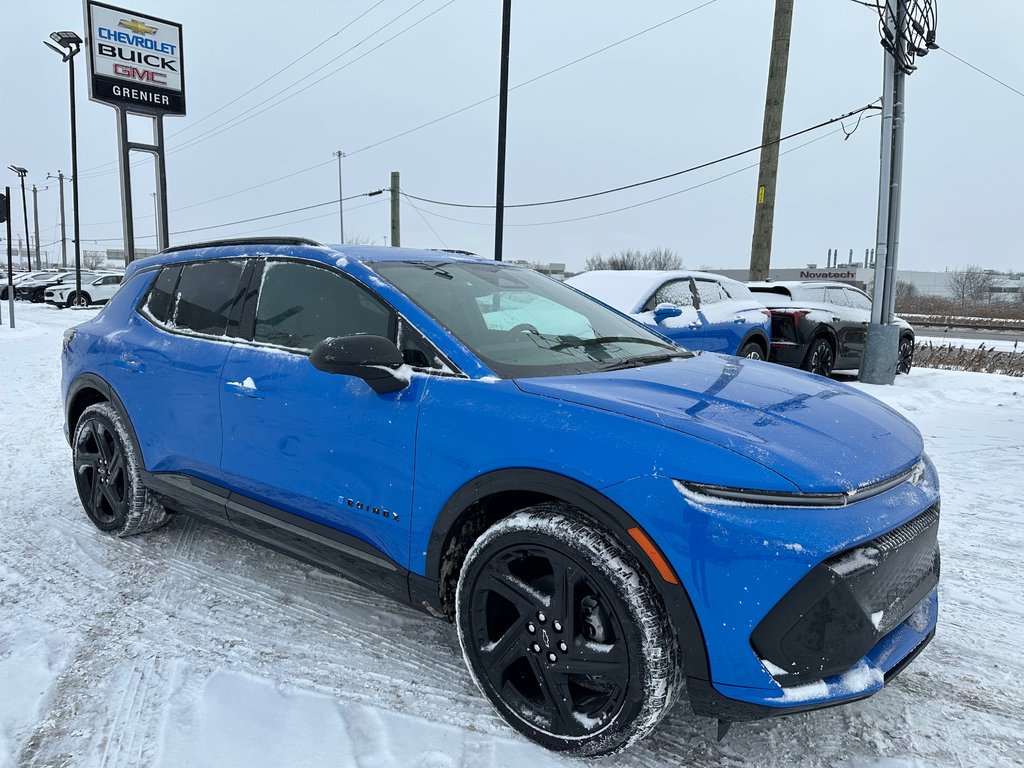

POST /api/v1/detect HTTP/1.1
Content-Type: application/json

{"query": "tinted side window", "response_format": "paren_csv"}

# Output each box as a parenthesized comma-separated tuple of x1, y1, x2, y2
(142, 265, 182, 324)
(172, 260, 246, 336)
(254, 261, 393, 351)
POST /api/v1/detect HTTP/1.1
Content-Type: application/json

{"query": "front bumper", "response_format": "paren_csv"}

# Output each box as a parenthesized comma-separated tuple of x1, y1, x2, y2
(602, 457, 940, 721)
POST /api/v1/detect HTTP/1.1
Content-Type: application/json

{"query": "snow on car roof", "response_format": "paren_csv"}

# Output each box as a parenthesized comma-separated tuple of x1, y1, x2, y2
(566, 270, 741, 314)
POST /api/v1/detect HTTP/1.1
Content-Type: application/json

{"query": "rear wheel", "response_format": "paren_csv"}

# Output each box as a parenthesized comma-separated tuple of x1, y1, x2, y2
(802, 336, 835, 377)
(72, 402, 169, 536)
(31, 287, 46, 303)
(897, 336, 914, 375)
(456, 504, 680, 757)
(738, 340, 765, 360)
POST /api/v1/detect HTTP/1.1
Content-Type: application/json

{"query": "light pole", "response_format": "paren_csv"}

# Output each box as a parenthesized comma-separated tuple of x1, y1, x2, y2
(47, 172, 68, 268)
(7, 166, 30, 271)
(44, 31, 84, 305)
(333, 150, 345, 244)
(493, 0, 512, 262)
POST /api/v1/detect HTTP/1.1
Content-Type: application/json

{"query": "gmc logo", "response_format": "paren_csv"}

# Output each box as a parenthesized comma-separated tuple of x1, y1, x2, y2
(112, 64, 167, 84)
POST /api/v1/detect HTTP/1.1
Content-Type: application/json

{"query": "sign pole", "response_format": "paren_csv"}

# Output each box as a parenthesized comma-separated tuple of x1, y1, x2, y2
(154, 114, 169, 249)
(116, 108, 137, 263)
(5, 187, 14, 328)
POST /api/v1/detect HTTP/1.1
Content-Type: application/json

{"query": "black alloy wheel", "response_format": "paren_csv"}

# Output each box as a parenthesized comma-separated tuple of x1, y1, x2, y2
(72, 402, 169, 536)
(803, 337, 835, 377)
(74, 413, 130, 531)
(456, 506, 679, 756)
(897, 337, 914, 375)
(738, 340, 764, 360)
(31, 287, 46, 303)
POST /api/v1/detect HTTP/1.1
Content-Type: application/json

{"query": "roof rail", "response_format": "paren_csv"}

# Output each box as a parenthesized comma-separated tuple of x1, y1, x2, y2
(160, 237, 322, 255)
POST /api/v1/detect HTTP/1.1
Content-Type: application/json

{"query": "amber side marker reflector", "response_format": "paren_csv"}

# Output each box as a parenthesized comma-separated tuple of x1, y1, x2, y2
(627, 527, 679, 585)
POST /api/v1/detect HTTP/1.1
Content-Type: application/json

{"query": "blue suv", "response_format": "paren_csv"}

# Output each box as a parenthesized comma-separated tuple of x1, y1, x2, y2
(62, 239, 940, 756)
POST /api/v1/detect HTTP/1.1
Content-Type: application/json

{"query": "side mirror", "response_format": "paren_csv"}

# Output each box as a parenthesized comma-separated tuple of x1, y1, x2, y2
(653, 303, 683, 322)
(309, 335, 409, 394)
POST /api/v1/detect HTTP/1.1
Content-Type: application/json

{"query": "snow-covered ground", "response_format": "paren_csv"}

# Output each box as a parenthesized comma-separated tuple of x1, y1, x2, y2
(1, 303, 1022, 768)
(915, 335, 1023, 354)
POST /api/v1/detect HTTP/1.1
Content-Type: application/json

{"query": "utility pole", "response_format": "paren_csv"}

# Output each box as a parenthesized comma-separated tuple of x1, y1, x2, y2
(390, 171, 401, 247)
(749, 0, 794, 281)
(31, 185, 41, 269)
(8, 167, 30, 273)
(52, 172, 68, 268)
(860, 0, 937, 384)
(334, 150, 345, 244)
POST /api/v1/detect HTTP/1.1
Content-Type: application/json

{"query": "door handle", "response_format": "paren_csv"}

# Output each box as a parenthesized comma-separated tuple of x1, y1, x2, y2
(225, 379, 265, 399)
(112, 358, 145, 373)
(688, 322, 701, 330)
(732, 317, 746, 324)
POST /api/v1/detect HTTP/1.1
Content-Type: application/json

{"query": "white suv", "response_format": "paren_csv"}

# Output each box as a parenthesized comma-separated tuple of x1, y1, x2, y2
(46, 273, 124, 308)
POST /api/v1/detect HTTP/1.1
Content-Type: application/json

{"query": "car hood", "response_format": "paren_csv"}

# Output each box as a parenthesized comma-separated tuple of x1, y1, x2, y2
(514, 354, 922, 493)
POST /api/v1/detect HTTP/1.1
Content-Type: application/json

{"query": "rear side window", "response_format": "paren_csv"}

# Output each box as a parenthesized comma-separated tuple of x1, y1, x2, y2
(172, 260, 247, 336)
(143, 265, 182, 324)
(254, 261, 393, 351)
(694, 279, 729, 305)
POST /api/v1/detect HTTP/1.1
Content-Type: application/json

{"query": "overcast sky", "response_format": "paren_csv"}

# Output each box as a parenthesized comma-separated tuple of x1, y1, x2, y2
(2, 0, 1022, 273)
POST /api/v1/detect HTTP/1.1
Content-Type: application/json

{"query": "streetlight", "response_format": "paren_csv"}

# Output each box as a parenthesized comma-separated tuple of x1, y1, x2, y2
(44, 31, 84, 305)
(7, 166, 30, 271)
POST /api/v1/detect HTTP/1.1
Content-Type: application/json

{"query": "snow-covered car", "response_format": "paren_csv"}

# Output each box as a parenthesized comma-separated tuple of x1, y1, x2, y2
(45, 272, 123, 307)
(748, 281, 915, 377)
(566, 270, 772, 358)
(62, 240, 940, 756)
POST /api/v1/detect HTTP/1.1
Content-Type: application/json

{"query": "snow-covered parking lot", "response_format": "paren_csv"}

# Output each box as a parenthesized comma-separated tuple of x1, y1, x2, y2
(2, 302, 1022, 768)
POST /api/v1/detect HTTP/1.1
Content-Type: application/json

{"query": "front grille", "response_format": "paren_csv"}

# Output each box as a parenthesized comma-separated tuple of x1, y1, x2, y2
(752, 505, 940, 685)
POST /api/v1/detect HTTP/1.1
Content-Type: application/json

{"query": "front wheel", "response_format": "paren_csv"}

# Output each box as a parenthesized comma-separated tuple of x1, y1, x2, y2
(69, 291, 91, 307)
(738, 340, 765, 360)
(456, 505, 681, 757)
(897, 336, 914, 375)
(72, 402, 169, 536)
(802, 337, 835, 377)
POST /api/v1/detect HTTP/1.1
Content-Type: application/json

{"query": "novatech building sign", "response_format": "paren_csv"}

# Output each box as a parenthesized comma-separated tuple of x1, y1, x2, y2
(86, 2, 185, 115)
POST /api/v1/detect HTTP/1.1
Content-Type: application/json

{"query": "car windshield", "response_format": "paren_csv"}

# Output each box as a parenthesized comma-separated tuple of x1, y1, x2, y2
(373, 261, 689, 378)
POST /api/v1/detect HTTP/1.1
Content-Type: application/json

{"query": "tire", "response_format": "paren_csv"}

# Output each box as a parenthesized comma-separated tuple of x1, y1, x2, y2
(72, 402, 169, 537)
(455, 504, 681, 757)
(801, 336, 835, 377)
(896, 336, 914, 375)
(31, 287, 46, 303)
(738, 340, 765, 360)
(69, 291, 91, 307)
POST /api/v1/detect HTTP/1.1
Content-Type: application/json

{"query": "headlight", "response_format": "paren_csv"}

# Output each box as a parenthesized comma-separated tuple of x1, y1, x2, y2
(676, 460, 927, 508)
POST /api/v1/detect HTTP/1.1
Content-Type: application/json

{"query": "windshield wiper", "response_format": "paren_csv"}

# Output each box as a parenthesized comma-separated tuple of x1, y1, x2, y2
(598, 350, 692, 372)
(550, 335, 677, 352)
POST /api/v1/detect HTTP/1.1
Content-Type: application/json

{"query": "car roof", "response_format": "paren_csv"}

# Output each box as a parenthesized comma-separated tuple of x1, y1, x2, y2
(566, 270, 740, 313)
(125, 238, 492, 279)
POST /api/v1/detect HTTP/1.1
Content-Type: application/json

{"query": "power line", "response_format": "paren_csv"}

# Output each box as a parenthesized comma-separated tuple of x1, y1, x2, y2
(411, 121, 868, 229)
(349, 0, 720, 156)
(403, 102, 880, 210)
(938, 46, 1024, 100)
(400, 193, 447, 248)
(84, 190, 386, 242)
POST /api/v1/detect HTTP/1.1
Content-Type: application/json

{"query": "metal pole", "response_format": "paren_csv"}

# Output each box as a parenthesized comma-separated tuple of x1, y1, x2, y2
(18, 176, 31, 273)
(884, 54, 907, 323)
(870, 46, 895, 325)
(58, 172, 67, 268)
(116, 109, 136, 263)
(5, 186, 14, 327)
(32, 185, 41, 269)
(70, 52, 83, 302)
(334, 150, 345, 244)
(154, 115, 170, 251)
(390, 171, 401, 247)
(749, 0, 794, 281)
(493, 0, 512, 262)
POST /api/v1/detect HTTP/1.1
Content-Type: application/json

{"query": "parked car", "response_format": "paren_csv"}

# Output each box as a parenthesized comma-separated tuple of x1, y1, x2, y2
(566, 270, 772, 358)
(62, 239, 939, 756)
(45, 272, 123, 307)
(1, 270, 53, 300)
(17, 271, 95, 303)
(747, 281, 915, 377)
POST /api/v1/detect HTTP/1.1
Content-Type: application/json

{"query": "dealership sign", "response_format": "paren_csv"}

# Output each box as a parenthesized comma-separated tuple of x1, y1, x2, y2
(85, 1, 185, 115)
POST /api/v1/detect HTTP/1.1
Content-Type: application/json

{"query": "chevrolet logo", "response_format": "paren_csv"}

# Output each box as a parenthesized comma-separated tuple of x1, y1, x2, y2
(119, 18, 158, 35)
